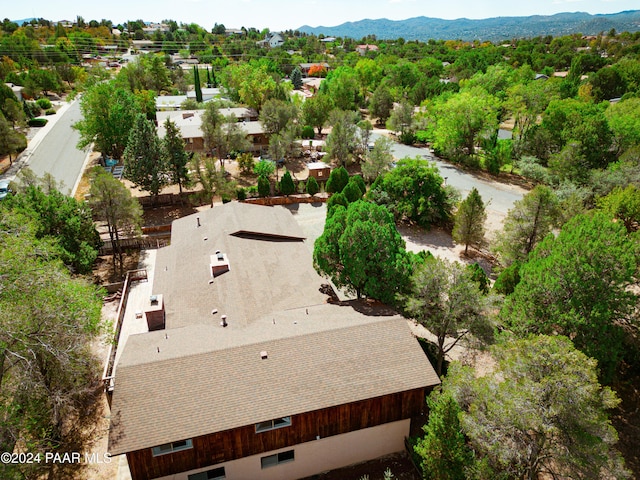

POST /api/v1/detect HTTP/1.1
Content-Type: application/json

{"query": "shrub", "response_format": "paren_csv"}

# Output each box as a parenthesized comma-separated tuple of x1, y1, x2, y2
(36, 98, 52, 110)
(493, 262, 521, 295)
(45, 108, 56, 115)
(280, 171, 295, 196)
(301, 125, 315, 139)
(23, 101, 41, 118)
(221, 195, 232, 204)
(257, 175, 270, 197)
(28, 118, 48, 127)
(236, 188, 246, 201)
(466, 263, 489, 294)
(237, 153, 254, 174)
(306, 176, 319, 195)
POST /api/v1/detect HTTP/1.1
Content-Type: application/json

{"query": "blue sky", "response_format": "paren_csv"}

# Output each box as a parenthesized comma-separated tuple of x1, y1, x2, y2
(6, 0, 639, 31)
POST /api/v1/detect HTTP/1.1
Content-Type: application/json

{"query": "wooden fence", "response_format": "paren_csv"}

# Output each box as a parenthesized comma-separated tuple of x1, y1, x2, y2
(98, 236, 169, 256)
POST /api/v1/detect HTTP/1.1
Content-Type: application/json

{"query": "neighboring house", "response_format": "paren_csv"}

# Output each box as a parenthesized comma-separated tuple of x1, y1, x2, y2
(156, 108, 266, 152)
(5, 83, 23, 102)
(107, 202, 439, 480)
(356, 44, 379, 55)
(306, 161, 331, 180)
(257, 32, 285, 48)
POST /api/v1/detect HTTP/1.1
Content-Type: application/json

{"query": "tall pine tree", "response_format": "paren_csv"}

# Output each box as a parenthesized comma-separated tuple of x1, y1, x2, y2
(452, 187, 487, 254)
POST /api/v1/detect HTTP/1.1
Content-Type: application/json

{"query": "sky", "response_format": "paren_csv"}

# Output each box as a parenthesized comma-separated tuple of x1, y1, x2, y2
(5, 0, 640, 32)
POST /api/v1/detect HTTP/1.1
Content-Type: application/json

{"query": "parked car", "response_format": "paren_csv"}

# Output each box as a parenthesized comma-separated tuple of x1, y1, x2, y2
(0, 180, 11, 200)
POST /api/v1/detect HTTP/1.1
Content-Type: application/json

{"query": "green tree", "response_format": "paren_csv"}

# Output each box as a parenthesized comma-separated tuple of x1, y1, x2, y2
(306, 175, 319, 195)
(74, 81, 141, 159)
(414, 389, 473, 480)
(387, 100, 416, 145)
(605, 97, 640, 157)
(325, 109, 359, 167)
(7, 185, 101, 274)
(342, 178, 364, 203)
(123, 114, 169, 197)
(325, 166, 349, 194)
(319, 66, 361, 111)
(88, 168, 143, 276)
(302, 93, 333, 136)
(452, 187, 487, 255)
(361, 136, 394, 183)
(257, 174, 270, 197)
(0, 212, 105, 480)
(259, 98, 299, 136)
(501, 212, 639, 382)
(290, 67, 303, 90)
(494, 185, 559, 266)
(597, 185, 640, 232)
(367, 157, 454, 229)
(314, 201, 411, 304)
(190, 153, 237, 206)
(0, 112, 26, 164)
(446, 336, 629, 479)
(162, 118, 190, 193)
(431, 87, 500, 161)
(400, 256, 487, 375)
(369, 83, 394, 125)
(193, 66, 203, 103)
(279, 170, 295, 196)
(253, 158, 276, 178)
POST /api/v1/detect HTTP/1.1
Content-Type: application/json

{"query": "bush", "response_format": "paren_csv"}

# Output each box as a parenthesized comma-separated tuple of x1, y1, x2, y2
(36, 98, 52, 110)
(306, 176, 319, 195)
(280, 171, 295, 196)
(257, 175, 270, 197)
(45, 108, 56, 115)
(23, 101, 41, 118)
(466, 263, 489, 294)
(236, 188, 246, 201)
(301, 125, 315, 139)
(415, 130, 431, 143)
(221, 195, 232, 204)
(28, 118, 48, 127)
(493, 262, 521, 295)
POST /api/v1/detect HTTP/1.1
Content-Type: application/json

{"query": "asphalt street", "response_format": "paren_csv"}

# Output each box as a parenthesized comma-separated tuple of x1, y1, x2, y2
(371, 132, 527, 217)
(16, 100, 89, 195)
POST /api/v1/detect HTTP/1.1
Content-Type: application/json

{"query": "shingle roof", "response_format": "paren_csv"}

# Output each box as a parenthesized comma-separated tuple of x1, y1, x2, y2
(108, 203, 439, 455)
(108, 317, 438, 455)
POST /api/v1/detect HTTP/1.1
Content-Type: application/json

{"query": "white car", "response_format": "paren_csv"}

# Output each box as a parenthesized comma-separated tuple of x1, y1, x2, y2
(0, 180, 10, 200)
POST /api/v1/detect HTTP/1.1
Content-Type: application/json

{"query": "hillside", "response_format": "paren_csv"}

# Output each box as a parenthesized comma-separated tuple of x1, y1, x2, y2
(298, 10, 640, 42)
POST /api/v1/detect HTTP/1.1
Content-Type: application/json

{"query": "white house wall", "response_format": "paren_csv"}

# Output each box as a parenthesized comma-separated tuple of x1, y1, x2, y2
(155, 418, 410, 480)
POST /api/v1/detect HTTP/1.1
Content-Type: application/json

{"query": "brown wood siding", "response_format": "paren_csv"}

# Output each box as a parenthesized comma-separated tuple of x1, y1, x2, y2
(125, 387, 428, 480)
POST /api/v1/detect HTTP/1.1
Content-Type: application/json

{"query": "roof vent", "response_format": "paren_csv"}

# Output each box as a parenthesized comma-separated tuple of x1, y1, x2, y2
(150, 295, 158, 305)
(261, 351, 268, 359)
(220, 315, 228, 327)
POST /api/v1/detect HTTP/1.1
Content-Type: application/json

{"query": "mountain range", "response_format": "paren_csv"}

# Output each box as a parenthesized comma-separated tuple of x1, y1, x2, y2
(297, 10, 640, 42)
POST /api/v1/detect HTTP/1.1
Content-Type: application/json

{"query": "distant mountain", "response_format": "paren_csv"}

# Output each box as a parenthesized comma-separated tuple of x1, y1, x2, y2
(298, 10, 640, 42)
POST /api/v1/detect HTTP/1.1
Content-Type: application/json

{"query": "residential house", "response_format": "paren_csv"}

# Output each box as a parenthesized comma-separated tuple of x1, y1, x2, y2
(156, 108, 266, 153)
(306, 161, 331, 181)
(257, 32, 285, 48)
(107, 202, 439, 480)
(355, 44, 379, 56)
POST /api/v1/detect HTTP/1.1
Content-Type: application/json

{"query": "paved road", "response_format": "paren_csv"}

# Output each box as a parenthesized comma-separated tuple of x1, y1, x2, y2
(19, 100, 88, 195)
(371, 132, 527, 219)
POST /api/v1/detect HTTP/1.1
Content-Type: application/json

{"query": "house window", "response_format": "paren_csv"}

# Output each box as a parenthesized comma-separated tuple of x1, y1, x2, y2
(260, 450, 295, 469)
(188, 466, 226, 480)
(151, 439, 193, 456)
(255, 416, 292, 433)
